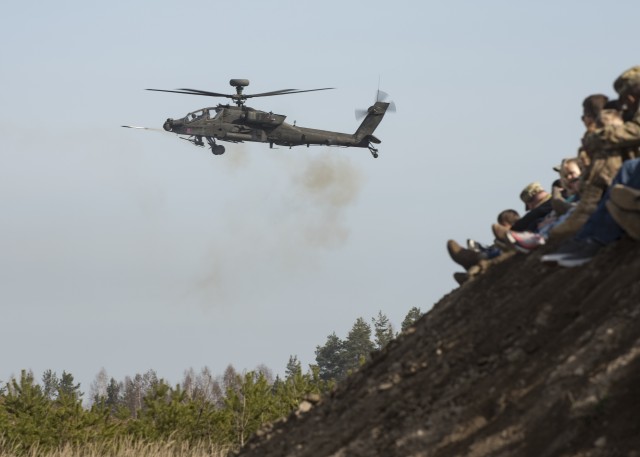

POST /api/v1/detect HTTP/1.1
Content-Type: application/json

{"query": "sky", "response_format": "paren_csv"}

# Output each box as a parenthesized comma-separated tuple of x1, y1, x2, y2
(2, 0, 639, 394)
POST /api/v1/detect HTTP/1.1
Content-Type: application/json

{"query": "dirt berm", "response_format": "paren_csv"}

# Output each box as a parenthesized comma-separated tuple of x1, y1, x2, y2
(236, 238, 640, 457)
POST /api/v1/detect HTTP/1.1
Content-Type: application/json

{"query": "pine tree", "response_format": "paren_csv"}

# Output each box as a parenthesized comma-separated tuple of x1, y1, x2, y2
(41, 369, 59, 401)
(343, 317, 375, 373)
(285, 355, 302, 379)
(51, 371, 85, 446)
(401, 306, 423, 331)
(315, 332, 346, 381)
(224, 371, 276, 447)
(372, 311, 395, 349)
(4, 371, 50, 446)
(105, 377, 124, 416)
(57, 371, 82, 401)
(273, 361, 327, 418)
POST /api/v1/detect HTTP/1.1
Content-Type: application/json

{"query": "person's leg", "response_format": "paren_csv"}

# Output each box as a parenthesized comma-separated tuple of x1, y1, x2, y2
(575, 158, 640, 244)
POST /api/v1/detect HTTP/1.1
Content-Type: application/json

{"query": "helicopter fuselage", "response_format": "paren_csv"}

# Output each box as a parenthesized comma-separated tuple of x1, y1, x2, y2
(163, 103, 386, 153)
(132, 79, 392, 157)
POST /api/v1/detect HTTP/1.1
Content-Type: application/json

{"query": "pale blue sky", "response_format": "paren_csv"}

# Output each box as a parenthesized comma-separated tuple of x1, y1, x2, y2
(1, 0, 638, 393)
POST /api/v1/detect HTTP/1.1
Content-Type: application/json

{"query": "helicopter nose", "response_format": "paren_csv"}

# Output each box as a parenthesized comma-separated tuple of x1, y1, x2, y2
(163, 119, 173, 131)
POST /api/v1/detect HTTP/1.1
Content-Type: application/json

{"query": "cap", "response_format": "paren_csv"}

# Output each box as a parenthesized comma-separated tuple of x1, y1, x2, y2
(520, 182, 545, 205)
(552, 157, 574, 174)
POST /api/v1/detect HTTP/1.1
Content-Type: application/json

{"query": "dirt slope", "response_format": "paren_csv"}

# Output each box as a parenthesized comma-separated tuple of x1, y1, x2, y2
(236, 238, 640, 457)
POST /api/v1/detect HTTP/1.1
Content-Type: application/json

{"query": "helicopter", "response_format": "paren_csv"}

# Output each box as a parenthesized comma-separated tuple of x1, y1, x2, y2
(123, 79, 393, 158)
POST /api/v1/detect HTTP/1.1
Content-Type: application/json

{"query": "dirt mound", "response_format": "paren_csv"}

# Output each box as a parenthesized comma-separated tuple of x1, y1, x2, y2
(236, 238, 640, 457)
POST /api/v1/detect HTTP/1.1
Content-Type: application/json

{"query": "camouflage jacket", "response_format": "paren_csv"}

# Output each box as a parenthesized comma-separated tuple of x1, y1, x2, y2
(583, 109, 640, 157)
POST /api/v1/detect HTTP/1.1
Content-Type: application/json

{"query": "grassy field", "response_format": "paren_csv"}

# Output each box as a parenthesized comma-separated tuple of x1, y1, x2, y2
(0, 439, 231, 457)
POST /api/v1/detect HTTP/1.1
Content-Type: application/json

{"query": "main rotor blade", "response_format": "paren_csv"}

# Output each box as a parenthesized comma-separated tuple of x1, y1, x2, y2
(246, 87, 335, 98)
(177, 88, 232, 97)
(146, 87, 335, 101)
(146, 88, 231, 98)
(244, 88, 298, 98)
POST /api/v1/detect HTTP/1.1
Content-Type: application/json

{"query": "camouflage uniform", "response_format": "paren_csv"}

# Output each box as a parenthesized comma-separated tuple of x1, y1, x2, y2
(584, 65, 640, 169)
(550, 66, 640, 241)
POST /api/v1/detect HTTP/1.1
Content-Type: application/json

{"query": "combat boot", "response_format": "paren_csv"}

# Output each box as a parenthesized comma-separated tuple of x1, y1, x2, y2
(453, 272, 469, 286)
(610, 184, 640, 211)
(605, 200, 640, 240)
(548, 183, 603, 242)
(446, 240, 481, 270)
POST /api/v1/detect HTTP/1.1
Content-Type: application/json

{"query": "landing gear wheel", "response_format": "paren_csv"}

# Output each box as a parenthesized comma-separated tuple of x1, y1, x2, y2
(206, 136, 225, 155)
(211, 145, 226, 155)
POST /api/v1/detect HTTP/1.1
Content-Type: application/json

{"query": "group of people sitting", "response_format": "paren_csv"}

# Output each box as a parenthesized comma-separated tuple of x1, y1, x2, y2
(447, 65, 640, 285)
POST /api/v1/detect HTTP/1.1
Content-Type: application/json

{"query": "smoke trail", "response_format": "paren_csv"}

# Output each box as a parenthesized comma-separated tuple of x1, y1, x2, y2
(290, 152, 363, 248)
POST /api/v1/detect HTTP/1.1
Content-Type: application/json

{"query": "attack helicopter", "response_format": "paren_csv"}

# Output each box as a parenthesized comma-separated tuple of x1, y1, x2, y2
(123, 79, 393, 158)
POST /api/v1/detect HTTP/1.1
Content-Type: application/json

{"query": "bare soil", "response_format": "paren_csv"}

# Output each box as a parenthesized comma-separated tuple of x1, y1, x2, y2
(236, 237, 640, 457)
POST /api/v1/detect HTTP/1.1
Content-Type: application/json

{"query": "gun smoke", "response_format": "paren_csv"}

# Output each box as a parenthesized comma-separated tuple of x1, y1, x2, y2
(292, 153, 363, 248)
(194, 151, 363, 307)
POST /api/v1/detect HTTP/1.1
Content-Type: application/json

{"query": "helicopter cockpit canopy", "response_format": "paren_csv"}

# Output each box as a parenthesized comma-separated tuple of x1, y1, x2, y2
(184, 107, 219, 122)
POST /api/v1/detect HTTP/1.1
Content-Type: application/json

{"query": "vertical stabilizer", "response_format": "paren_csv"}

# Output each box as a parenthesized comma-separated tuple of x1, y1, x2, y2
(355, 101, 390, 140)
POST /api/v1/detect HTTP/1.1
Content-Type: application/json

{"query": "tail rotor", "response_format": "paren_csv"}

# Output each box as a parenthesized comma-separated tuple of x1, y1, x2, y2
(355, 90, 396, 120)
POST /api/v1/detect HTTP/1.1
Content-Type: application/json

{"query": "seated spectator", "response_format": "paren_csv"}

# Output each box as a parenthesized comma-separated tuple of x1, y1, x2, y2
(551, 158, 582, 215)
(508, 164, 584, 252)
(447, 209, 521, 284)
(549, 105, 626, 242)
(490, 209, 520, 240)
(581, 94, 609, 135)
(560, 158, 582, 198)
(496, 182, 553, 239)
(592, 66, 640, 160)
(551, 66, 640, 241)
(541, 157, 640, 267)
(575, 93, 609, 176)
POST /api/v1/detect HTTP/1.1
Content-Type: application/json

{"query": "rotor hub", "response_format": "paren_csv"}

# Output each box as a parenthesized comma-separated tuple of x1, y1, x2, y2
(229, 79, 250, 105)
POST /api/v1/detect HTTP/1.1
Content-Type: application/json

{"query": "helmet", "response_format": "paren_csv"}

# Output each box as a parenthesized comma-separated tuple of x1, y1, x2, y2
(613, 65, 640, 97)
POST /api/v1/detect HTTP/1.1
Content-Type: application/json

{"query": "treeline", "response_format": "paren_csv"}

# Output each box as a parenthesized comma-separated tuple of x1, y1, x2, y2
(0, 308, 422, 454)
(315, 307, 423, 381)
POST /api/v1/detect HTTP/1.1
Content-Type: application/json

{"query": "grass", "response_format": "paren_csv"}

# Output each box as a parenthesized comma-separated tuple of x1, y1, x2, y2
(0, 438, 232, 457)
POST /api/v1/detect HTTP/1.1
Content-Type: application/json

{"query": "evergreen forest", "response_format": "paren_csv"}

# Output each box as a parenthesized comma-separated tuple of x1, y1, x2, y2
(0, 308, 422, 456)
